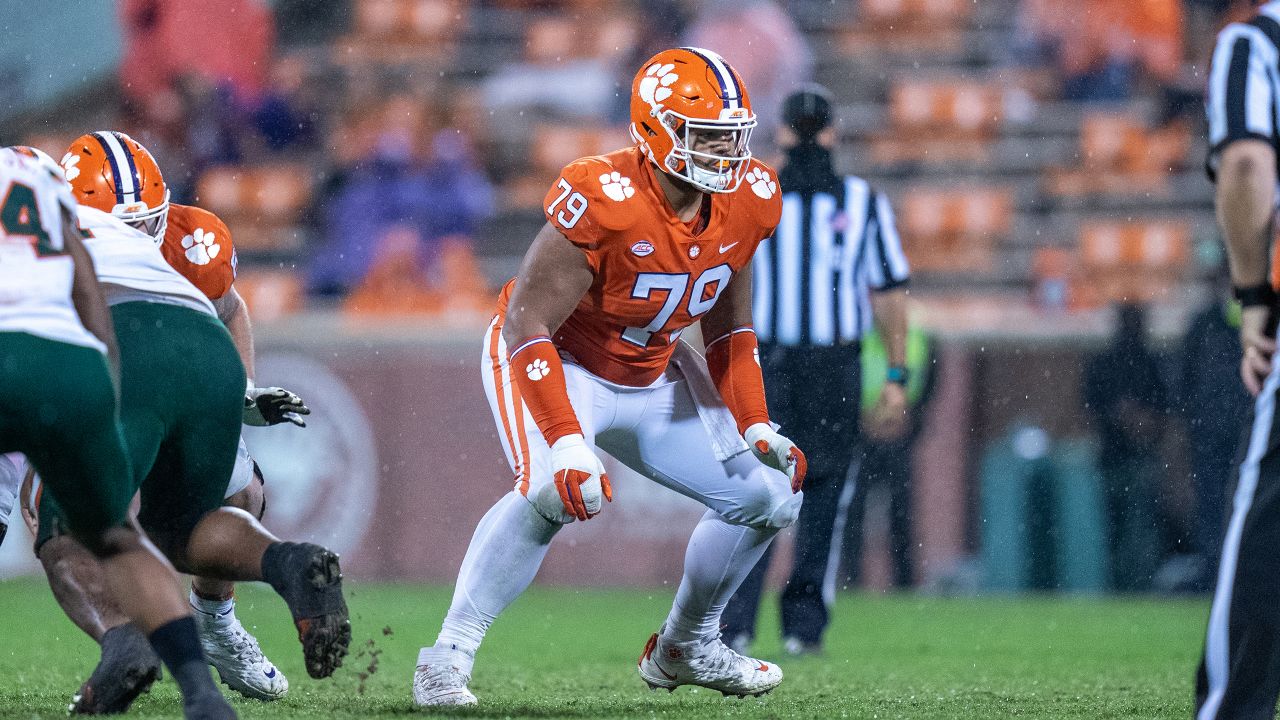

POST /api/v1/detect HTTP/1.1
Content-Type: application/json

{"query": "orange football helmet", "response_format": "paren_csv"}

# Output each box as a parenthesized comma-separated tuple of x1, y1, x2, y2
(62, 131, 169, 242)
(629, 47, 756, 194)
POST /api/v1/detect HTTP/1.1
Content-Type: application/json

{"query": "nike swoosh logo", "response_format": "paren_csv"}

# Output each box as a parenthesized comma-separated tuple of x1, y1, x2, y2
(654, 662, 677, 681)
(265, 667, 277, 678)
(719, 242, 739, 254)
(756, 663, 769, 672)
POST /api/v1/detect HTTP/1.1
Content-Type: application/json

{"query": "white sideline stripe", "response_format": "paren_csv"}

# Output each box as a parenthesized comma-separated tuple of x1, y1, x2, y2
(1198, 351, 1280, 720)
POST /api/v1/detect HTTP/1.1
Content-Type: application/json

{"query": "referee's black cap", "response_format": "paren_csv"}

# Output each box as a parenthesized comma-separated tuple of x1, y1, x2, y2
(782, 84, 835, 139)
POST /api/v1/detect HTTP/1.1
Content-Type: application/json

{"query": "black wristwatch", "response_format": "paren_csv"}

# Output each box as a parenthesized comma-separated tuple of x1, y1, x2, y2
(886, 365, 910, 386)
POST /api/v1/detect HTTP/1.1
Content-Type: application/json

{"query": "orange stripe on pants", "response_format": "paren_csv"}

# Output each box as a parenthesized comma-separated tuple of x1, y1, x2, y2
(487, 317, 531, 494)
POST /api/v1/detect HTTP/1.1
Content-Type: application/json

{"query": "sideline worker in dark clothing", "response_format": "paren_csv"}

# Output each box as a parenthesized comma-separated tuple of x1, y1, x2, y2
(722, 84, 911, 655)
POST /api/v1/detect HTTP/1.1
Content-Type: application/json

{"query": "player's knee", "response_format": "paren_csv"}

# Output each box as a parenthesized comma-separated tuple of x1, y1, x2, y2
(526, 484, 574, 525)
(725, 468, 801, 530)
(72, 525, 141, 559)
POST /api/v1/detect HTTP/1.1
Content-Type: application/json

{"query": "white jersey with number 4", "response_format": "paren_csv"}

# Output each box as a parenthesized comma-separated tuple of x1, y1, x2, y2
(0, 149, 104, 352)
(77, 206, 215, 317)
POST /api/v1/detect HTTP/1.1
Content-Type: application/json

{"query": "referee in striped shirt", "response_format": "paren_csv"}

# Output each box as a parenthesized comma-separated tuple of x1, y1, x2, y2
(722, 85, 911, 654)
(1198, 3, 1280, 718)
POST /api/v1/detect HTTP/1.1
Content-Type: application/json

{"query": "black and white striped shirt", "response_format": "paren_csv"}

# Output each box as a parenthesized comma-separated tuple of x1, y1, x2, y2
(1207, 1, 1280, 179)
(752, 176, 910, 346)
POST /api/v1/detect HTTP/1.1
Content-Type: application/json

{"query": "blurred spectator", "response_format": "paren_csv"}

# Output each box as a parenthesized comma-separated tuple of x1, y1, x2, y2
(118, 0, 274, 104)
(249, 56, 322, 154)
(1082, 304, 1173, 591)
(1180, 284, 1250, 591)
(841, 322, 936, 590)
(684, 0, 813, 160)
(307, 94, 494, 297)
(1017, 0, 1184, 102)
(482, 17, 623, 121)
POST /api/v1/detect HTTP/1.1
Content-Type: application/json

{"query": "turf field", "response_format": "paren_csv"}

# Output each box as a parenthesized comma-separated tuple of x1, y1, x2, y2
(0, 578, 1208, 719)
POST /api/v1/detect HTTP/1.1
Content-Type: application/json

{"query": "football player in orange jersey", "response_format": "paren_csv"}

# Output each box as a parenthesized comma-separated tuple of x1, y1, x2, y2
(11, 132, 325, 708)
(413, 48, 808, 707)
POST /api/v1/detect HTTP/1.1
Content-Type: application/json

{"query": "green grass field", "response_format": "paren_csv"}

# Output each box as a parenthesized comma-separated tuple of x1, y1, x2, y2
(0, 578, 1209, 719)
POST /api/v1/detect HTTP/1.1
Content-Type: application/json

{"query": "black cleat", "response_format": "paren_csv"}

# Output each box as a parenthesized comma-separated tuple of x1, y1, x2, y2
(182, 690, 238, 719)
(69, 624, 163, 714)
(262, 542, 351, 679)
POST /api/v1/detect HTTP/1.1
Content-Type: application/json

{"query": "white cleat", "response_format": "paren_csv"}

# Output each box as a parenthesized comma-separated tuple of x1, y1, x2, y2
(637, 630, 784, 698)
(197, 612, 288, 701)
(413, 645, 478, 707)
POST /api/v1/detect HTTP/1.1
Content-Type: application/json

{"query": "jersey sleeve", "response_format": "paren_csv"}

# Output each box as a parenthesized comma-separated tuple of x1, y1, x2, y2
(542, 158, 634, 270)
(1206, 21, 1278, 180)
(864, 191, 910, 291)
(161, 205, 238, 300)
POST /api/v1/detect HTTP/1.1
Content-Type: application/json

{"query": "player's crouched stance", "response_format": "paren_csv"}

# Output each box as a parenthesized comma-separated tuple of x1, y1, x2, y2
(414, 47, 806, 707)
(0, 149, 236, 719)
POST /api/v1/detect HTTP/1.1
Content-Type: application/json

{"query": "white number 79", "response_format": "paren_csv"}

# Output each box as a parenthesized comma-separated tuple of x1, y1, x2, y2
(547, 178, 589, 229)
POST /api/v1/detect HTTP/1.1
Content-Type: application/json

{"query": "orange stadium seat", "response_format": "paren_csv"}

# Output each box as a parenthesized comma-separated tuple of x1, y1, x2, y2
(1079, 220, 1190, 268)
(898, 187, 1013, 273)
(1044, 113, 1193, 198)
(334, 0, 464, 66)
(195, 164, 313, 253)
(842, 0, 972, 57)
(232, 269, 306, 321)
(861, 0, 974, 28)
(869, 79, 1004, 167)
(1074, 220, 1191, 303)
(889, 80, 1004, 134)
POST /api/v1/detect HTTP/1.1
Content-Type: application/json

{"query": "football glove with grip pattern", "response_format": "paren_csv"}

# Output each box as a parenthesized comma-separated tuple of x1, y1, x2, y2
(549, 434, 612, 521)
(743, 423, 807, 493)
(244, 380, 310, 427)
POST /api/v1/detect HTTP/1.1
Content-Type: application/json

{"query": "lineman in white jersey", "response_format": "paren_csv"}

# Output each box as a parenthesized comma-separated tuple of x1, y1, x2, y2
(10, 189, 299, 707)
(0, 147, 239, 719)
(13, 201, 287, 708)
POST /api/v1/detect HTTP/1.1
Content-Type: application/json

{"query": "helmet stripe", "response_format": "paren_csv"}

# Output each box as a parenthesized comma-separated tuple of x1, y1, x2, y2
(681, 46, 740, 110)
(111, 132, 142, 203)
(90, 131, 135, 204)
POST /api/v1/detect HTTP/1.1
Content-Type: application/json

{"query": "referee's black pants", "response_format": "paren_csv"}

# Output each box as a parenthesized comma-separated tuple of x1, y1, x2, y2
(1195, 361, 1280, 720)
(722, 342, 861, 646)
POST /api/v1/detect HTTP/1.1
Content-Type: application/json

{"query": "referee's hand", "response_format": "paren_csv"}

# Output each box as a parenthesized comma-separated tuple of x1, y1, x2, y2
(1241, 305, 1277, 396)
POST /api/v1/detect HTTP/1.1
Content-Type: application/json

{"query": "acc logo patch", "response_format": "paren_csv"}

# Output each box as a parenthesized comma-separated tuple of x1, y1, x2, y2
(631, 241, 655, 257)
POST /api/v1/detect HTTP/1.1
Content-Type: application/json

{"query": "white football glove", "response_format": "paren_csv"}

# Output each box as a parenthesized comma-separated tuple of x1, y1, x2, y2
(244, 380, 310, 427)
(549, 434, 612, 521)
(744, 423, 808, 493)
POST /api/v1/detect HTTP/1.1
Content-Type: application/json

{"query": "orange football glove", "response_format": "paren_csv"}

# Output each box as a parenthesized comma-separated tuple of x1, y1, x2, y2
(744, 423, 808, 493)
(549, 434, 613, 521)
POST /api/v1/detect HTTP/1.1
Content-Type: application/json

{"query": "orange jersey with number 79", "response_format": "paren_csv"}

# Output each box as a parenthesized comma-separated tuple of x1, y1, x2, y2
(497, 146, 782, 387)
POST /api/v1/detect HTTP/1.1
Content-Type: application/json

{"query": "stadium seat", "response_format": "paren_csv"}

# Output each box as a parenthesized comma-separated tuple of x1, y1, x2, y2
(231, 269, 306, 321)
(898, 186, 1012, 274)
(1043, 113, 1193, 199)
(196, 164, 313, 253)
(861, 0, 974, 29)
(334, 0, 464, 67)
(1074, 220, 1191, 303)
